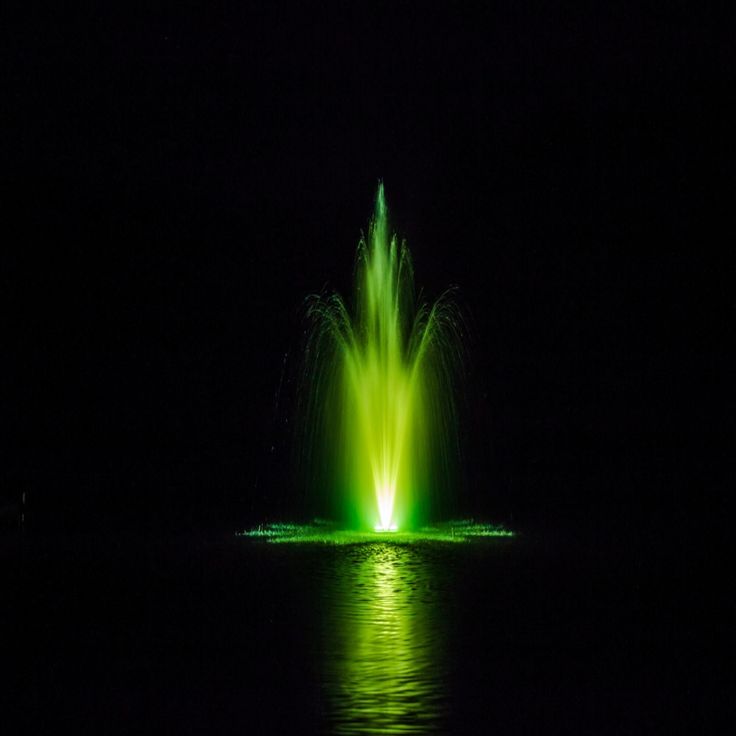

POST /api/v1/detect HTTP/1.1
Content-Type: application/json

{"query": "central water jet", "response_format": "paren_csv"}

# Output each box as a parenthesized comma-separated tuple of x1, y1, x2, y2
(303, 184, 462, 531)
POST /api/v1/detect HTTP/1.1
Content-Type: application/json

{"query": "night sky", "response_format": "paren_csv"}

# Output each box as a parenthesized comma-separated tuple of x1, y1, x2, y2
(4, 4, 732, 537)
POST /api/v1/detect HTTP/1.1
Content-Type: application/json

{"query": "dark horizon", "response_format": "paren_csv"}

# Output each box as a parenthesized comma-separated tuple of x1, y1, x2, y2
(3, 4, 731, 540)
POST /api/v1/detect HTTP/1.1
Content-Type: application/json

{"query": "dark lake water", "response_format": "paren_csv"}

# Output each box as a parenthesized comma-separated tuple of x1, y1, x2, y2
(13, 527, 717, 734)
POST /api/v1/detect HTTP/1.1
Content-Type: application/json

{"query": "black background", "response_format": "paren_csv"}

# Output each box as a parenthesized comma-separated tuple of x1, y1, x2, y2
(4, 5, 734, 734)
(3, 3, 732, 539)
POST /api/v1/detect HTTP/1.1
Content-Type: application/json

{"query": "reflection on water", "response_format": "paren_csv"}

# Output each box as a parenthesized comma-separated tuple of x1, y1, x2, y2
(319, 544, 451, 734)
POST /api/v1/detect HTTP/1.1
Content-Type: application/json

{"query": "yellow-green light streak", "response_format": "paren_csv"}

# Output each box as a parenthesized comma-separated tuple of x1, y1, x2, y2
(303, 188, 463, 530)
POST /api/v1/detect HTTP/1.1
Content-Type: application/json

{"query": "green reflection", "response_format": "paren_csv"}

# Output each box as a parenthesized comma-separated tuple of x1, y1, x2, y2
(319, 544, 450, 734)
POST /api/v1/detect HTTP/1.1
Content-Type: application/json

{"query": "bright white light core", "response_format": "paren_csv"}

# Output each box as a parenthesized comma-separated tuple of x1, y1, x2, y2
(374, 523, 398, 532)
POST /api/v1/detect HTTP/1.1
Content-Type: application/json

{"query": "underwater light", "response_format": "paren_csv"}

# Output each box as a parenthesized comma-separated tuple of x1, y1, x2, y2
(374, 524, 399, 533)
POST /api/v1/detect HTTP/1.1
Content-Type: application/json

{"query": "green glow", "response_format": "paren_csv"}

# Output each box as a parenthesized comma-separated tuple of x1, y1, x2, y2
(304, 184, 462, 530)
(237, 520, 514, 545)
(320, 543, 450, 733)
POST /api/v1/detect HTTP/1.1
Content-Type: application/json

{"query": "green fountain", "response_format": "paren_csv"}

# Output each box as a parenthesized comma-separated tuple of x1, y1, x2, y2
(240, 184, 513, 543)
(302, 183, 462, 532)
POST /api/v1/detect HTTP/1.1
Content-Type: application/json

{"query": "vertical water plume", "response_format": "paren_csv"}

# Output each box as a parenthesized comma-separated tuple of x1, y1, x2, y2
(302, 184, 463, 530)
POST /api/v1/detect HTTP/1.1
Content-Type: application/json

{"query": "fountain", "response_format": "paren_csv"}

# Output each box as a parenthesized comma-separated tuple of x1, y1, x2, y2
(240, 184, 513, 542)
(234, 186, 515, 736)
(301, 184, 463, 532)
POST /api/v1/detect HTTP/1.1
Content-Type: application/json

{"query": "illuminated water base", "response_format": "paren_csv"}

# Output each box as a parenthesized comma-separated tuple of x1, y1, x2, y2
(303, 184, 462, 530)
(237, 520, 514, 545)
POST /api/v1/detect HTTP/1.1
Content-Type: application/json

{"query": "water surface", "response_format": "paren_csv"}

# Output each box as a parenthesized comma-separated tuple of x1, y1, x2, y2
(13, 529, 711, 734)
(317, 543, 452, 734)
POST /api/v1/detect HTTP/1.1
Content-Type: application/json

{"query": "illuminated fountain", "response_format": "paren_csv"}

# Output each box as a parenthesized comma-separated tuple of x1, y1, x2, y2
(240, 184, 513, 542)
(236, 186, 513, 734)
(302, 184, 463, 532)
